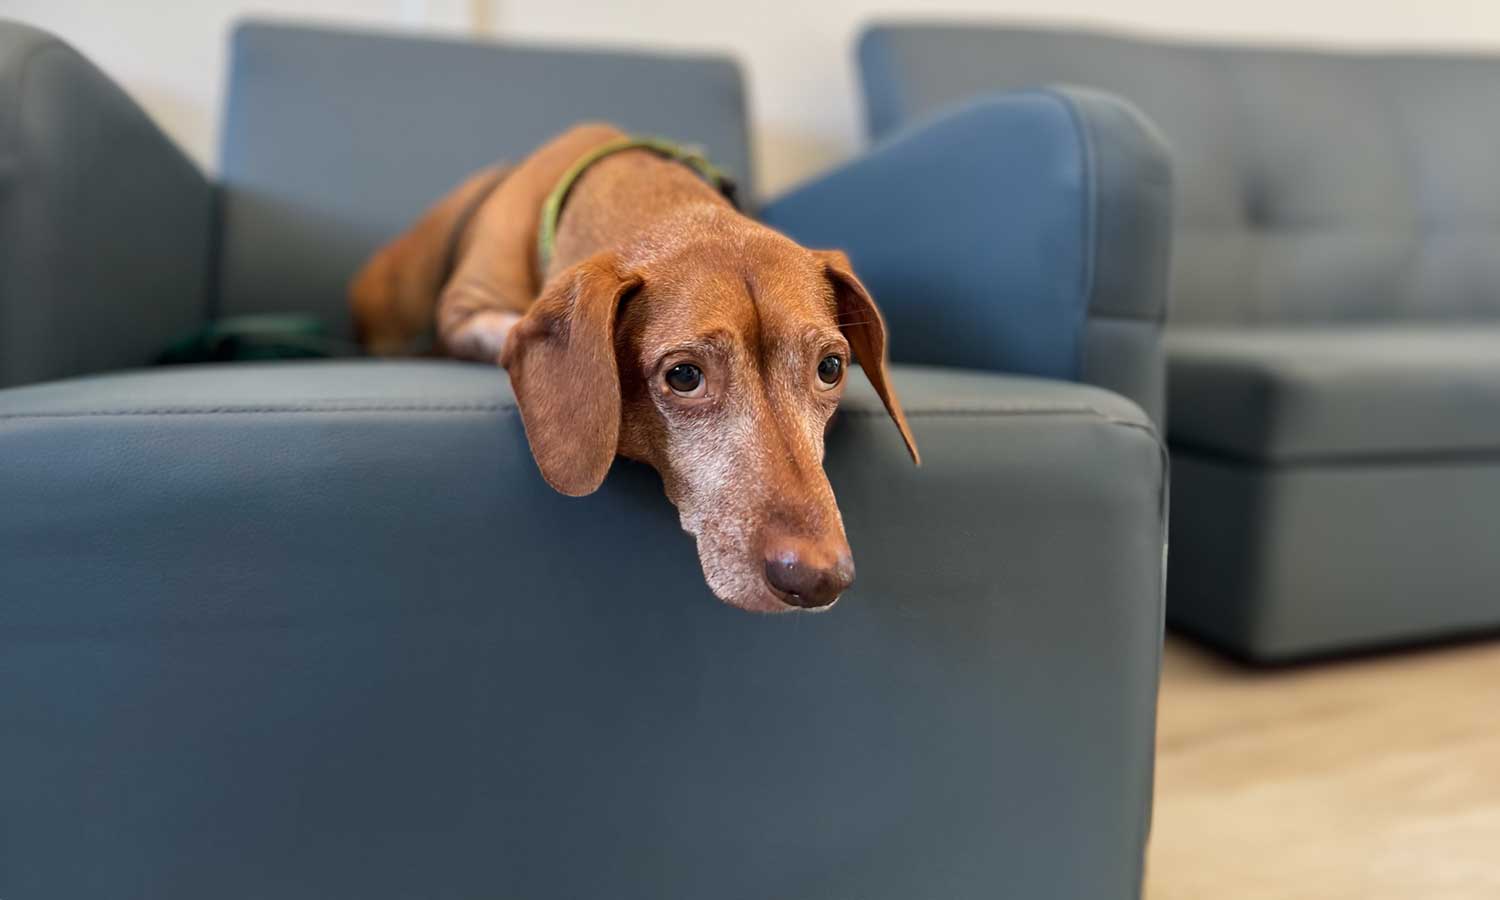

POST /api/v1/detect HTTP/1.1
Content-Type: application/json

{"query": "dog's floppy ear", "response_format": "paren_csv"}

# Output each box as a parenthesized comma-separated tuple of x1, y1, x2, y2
(349, 166, 508, 355)
(501, 251, 642, 496)
(816, 250, 920, 465)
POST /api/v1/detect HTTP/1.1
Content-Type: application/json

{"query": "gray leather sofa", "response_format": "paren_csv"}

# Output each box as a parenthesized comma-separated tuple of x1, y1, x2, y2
(862, 22, 1500, 662)
(1, 19, 1168, 898)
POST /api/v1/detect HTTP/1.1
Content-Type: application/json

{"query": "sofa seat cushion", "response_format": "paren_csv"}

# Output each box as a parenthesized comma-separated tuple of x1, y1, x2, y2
(1167, 325, 1500, 462)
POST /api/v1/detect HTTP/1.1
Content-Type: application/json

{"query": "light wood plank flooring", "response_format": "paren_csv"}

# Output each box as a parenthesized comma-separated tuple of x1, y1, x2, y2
(1146, 635, 1500, 900)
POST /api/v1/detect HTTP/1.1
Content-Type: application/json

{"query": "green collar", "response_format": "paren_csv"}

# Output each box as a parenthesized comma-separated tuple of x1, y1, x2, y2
(537, 135, 737, 273)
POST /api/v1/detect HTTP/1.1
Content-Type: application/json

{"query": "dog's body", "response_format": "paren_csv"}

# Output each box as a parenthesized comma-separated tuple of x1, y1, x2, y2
(350, 123, 916, 613)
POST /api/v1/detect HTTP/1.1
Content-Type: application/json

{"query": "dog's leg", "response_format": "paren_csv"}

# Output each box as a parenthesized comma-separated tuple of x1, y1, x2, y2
(348, 166, 515, 356)
(444, 308, 523, 361)
(434, 162, 558, 363)
(436, 253, 534, 362)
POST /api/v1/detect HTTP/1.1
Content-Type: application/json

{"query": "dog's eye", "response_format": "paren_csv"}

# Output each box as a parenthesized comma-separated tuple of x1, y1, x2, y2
(816, 355, 843, 388)
(665, 363, 705, 397)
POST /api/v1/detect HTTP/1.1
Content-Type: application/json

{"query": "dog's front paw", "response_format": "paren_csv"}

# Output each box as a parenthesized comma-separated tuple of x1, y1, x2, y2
(447, 310, 522, 363)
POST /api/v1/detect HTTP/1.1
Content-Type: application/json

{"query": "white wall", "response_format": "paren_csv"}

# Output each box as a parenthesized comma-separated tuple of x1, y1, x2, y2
(7, 0, 1500, 193)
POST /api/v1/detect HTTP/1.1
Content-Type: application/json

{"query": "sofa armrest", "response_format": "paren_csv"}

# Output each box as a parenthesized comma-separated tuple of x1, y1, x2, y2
(761, 87, 1173, 423)
(0, 21, 213, 388)
(0, 359, 1164, 899)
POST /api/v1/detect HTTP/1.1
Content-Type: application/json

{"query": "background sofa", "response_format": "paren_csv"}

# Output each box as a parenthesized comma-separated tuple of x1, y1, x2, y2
(0, 19, 1168, 899)
(861, 22, 1500, 662)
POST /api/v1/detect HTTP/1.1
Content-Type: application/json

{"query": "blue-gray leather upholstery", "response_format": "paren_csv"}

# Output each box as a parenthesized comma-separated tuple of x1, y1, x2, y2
(860, 22, 1500, 660)
(1167, 326, 1500, 462)
(764, 88, 1171, 424)
(0, 20, 212, 388)
(861, 25, 1500, 326)
(1170, 454, 1500, 657)
(1, 362, 1164, 900)
(1, 18, 1168, 897)
(219, 23, 751, 334)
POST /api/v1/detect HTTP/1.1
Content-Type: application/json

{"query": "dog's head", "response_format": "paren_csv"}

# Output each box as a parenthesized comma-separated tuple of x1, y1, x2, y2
(501, 212, 918, 612)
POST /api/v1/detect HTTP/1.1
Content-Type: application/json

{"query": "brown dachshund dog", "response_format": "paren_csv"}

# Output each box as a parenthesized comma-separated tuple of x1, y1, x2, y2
(349, 123, 917, 612)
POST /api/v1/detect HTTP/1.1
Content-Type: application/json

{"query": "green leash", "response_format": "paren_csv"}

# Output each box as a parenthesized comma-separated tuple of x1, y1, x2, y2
(536, 135, 737, 273)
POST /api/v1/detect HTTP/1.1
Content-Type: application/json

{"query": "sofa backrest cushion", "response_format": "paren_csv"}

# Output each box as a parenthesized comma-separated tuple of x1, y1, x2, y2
(219, 21, 752, 334)
(861, 24, 1500, 324)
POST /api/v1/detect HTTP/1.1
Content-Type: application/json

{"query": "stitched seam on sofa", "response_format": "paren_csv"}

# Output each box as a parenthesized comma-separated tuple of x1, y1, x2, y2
(0, 403, 517, 418)
(1138, 419, 1170, 857)
(1042, 88, 1094, 384)
(0, 405, 1157, 430)
(0, 406, 1094, 418)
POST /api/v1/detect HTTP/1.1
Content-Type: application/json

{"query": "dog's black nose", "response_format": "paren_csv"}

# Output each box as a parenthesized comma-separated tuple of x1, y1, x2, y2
(764, 537, 855, 609)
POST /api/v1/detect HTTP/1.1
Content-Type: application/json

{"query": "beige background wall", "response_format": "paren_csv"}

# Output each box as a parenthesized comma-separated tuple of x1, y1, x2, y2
(6, 0, 1500, 193)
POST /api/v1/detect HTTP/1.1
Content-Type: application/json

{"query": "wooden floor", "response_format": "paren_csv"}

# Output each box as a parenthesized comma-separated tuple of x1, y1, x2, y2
(1145, 635, 1500, 900)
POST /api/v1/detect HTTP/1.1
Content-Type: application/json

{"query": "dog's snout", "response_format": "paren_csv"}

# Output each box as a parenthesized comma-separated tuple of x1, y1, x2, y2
(763, 537, 855, 609)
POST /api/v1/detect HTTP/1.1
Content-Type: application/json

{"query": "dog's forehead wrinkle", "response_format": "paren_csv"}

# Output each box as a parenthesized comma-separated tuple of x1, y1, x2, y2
(627, 228, 835, 380)
(621, 206, 757, 270)
(630, 292, 752, 364)
(750, 280, 841, 346)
